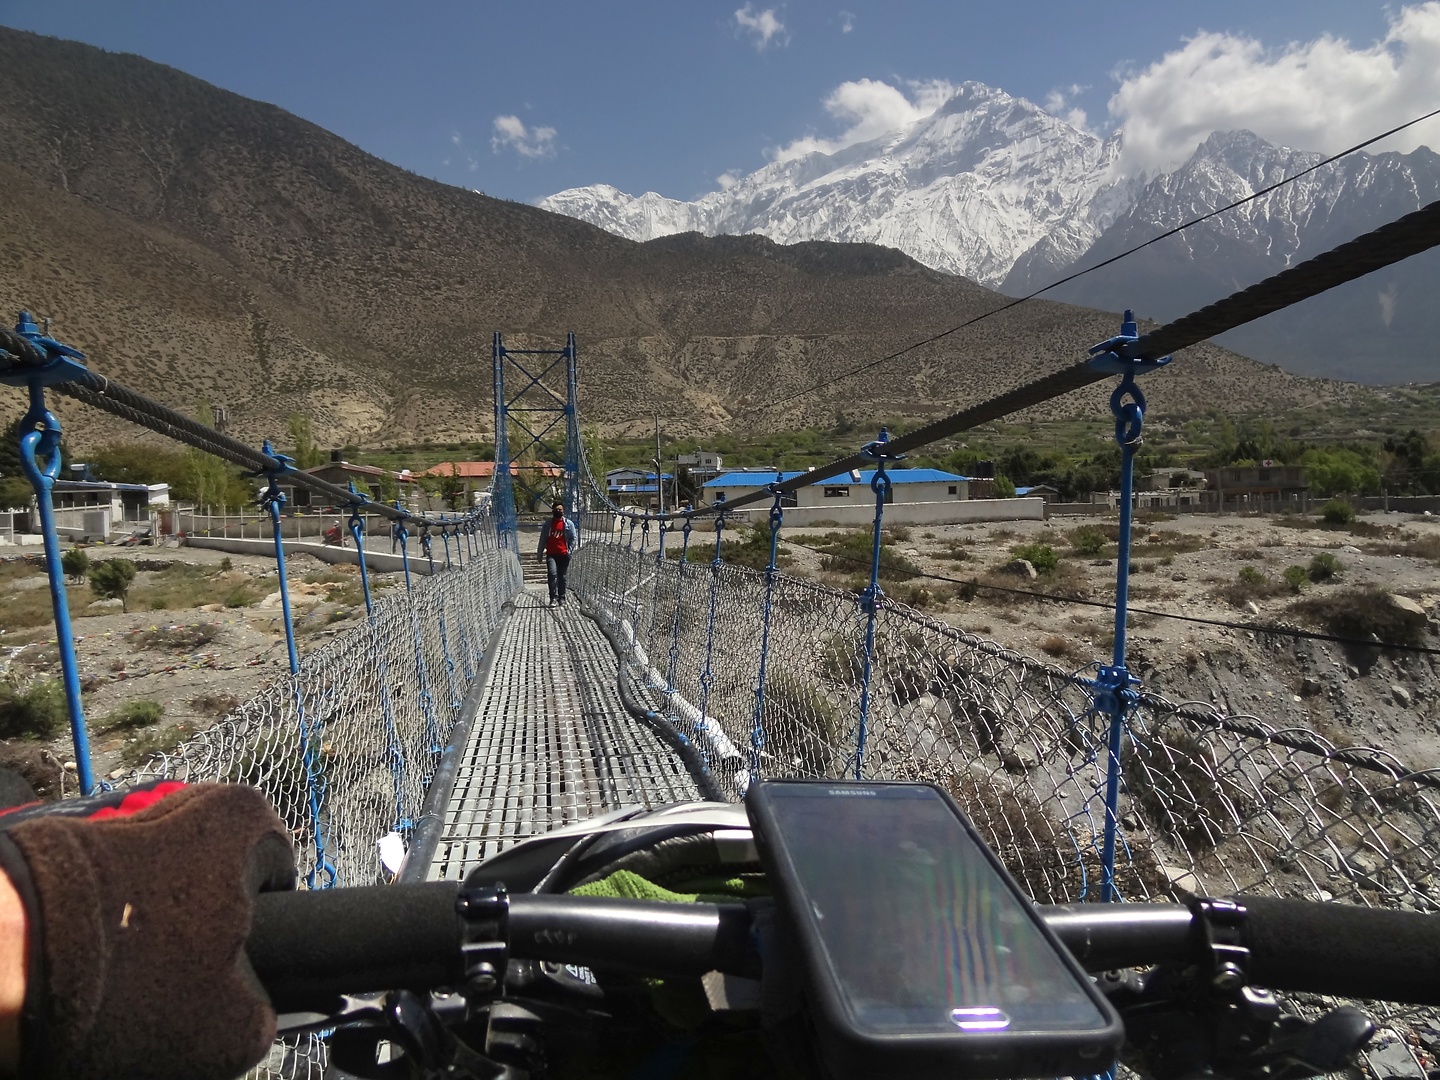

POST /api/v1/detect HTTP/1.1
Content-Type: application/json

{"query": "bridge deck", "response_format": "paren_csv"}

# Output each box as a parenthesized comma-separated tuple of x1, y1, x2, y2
(426, 587, 700, 881)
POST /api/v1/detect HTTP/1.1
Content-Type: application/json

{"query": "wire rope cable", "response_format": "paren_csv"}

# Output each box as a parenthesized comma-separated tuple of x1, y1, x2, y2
(752, 105, 1440, 415)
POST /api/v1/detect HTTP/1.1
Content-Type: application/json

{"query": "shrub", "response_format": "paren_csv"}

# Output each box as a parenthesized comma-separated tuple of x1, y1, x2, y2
(134, 623, 220, 651)
(1321, 499, 1356, 525)
(1039, 635, 1075, 659)
(97, 699, 165, 732)
(60, 549, 89, 583)
(1011, 542, 1058, 573)
(120, 721, 197, 767)
(90, 559, 137, 612)
(1307, 552, 1343, 582)
(219, 556, 233, 571)
(1125, 727, 1249, 851)
(1290, 587, 1428, 646)
(1068, 526, 1107, 556)
(0, 680, 66, 740)
(224, 585, 258, 608)
(1216, 565, 1288, 607)
(758, 673, 845, 778)
(1282, 565, 1309, 593)
(189, 693, 239, 718)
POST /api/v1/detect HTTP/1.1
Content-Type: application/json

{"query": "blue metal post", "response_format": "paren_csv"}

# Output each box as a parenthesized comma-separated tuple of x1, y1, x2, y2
(698, 503, 727, 728)
(563, 333, 582, 541)
(749, 485, 785, 779)
(261, 450, 336, 888)
(855, 473, 889, 779)
(261, 447, 300, 675)
(1085, 310, 1171, 903)
(17, 382, 95, 793)
(492, 333, 519, 551)
(346, 491, 375, 616)
(396, 509, 440, 756)
(665, 515, 692, 719)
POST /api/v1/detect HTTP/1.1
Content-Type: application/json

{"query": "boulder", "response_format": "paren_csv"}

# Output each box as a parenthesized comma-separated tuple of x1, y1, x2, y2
(1389, 594, 1428, 626)
(1000, 743, 1039, 773)
(1001, 559, 1037, 580)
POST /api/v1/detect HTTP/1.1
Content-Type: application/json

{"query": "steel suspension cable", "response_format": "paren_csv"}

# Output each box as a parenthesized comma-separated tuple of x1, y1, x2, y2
(753, 104, 1440, 415)
(0, 337, 453, 527)
(681, 198, 1440, 521)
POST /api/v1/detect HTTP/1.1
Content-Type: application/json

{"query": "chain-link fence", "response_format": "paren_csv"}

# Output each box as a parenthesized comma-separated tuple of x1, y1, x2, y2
(573, 523, 1440, 1076)
(114, 508, 522, 1078)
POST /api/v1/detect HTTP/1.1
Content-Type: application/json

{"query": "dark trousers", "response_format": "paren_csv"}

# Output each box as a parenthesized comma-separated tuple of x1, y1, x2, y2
(546, 553, 571, 601)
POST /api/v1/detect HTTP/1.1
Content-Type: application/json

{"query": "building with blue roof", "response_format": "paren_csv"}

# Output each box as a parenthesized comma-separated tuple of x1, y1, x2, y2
(703, 467, 971, 508)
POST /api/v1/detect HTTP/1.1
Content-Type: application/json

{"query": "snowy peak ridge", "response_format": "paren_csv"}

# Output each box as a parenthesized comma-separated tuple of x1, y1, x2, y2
(540, 81, 1121, 286)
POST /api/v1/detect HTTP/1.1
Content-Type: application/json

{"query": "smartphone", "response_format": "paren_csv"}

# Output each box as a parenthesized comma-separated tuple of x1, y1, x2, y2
(746, 779, 1122, 1080)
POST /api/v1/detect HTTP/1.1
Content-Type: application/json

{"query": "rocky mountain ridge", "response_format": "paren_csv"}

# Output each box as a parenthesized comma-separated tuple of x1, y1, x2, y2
(544, 89, 1440, 383)
(0, 27, 1357, 448)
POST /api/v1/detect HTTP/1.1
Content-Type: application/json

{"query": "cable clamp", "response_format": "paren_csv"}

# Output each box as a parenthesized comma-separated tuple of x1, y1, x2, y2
(1087, 309, 1172, 376)
(0, 312, 90, 388)
(1091, 663, 1139, 716)
(859, 425, 906, 463)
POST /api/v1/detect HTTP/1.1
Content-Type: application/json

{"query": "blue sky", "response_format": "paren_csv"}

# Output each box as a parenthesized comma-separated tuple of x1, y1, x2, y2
(0, 1, 1427, 202)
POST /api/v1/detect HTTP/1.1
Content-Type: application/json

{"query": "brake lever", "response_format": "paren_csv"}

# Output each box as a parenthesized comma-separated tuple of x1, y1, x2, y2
(276, 991, 392, 1035)
(1106, 899, 1376, 1080)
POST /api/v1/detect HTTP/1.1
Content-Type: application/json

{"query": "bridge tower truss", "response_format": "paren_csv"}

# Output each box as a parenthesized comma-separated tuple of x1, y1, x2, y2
(491, 332, 582, 547)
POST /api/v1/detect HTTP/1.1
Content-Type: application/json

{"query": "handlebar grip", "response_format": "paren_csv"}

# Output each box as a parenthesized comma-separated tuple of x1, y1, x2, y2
(1241, 895, 1440, 1005)
(250, 882, 465, 1013)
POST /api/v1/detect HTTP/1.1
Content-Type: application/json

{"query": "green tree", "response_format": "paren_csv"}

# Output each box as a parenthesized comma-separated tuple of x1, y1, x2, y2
(61, 548, 89, 583)
(1302, 448, 1381, 497)
(90, 558, 137, 612)
(286, 414, 327, 469)
(0, 417, 37, 509)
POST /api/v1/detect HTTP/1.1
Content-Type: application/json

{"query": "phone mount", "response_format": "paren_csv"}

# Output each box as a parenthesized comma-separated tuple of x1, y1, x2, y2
(1104, 898, 1375, 1080)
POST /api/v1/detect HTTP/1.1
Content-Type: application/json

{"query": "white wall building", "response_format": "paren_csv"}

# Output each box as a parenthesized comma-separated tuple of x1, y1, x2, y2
(704, 468, 970, 507)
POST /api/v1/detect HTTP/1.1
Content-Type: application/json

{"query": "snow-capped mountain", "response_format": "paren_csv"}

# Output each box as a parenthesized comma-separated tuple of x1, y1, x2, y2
(1009, 130, 1440, 382)
(541, 82, 1132, 289)
(542, 83, 1440, 381)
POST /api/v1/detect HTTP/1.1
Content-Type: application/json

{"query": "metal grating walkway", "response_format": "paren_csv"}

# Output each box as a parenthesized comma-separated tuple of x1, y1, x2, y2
(426, 587, 701, 881)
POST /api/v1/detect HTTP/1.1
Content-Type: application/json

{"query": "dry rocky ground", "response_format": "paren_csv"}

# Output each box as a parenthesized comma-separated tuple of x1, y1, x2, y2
(0, 546, 404, 793)
(776, 509, 1440, 771)
(3, 507, 1438, 798)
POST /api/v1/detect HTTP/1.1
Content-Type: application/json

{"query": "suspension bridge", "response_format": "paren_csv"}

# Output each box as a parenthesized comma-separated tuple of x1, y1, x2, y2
(4, 195, 1440, 1078)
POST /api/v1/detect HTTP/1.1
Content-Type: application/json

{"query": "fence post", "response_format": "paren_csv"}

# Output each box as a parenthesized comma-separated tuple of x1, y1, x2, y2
(855, 431, 900, 780)
(1087, 310, 1171, 901)
(748, 485, 786, 783)
(5, 321, 97, 791)
(698, 502, 728, 733)
(665, 514, 693, 723)
(395, 508, 441, 759)
(261, 446, 336, 888)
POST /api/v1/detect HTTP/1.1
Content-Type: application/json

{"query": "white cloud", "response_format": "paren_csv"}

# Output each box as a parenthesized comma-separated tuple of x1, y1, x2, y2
(771, 78, 958, 163)
(1043, 84, 1089, 131)
(1109, 3, 1440, 175)
(716, 170, 742, 190)
(735, 5, 788, 50)
(450, 131, 462, 146)
(491, 114, 558, 160)
(839, 10, 855, 34)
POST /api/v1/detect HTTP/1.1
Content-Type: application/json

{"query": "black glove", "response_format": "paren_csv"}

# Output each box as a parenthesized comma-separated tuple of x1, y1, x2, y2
(0, 781, 297, 1079)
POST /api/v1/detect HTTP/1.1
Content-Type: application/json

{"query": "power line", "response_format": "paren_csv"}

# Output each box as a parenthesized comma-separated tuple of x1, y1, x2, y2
(780, 537, 1440, 657)
(751, 104, 1440, 415)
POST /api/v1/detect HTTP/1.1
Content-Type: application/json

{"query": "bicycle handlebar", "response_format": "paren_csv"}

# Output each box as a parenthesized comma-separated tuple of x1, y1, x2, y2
(249, 885, 1440, 1015)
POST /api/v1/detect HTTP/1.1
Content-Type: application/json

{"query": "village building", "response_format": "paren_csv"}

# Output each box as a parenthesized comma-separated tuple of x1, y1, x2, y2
(703, 467, 972, 508)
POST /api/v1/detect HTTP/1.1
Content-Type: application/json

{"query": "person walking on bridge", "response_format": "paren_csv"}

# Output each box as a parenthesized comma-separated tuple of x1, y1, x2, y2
(538, 501, 578, 605)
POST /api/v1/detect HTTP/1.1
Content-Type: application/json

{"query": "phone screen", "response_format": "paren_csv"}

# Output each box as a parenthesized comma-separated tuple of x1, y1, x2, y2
(763, 784, 1106, 1036)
